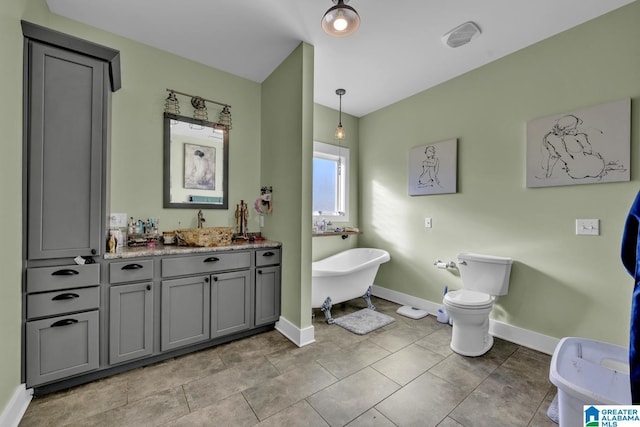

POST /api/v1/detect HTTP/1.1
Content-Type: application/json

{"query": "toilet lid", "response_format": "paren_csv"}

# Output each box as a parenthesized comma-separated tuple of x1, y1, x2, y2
(444, 290, 494, 309)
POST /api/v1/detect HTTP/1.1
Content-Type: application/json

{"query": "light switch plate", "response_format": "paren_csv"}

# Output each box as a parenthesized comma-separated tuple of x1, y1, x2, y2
(109, 213, 128, 228)
(424, 218, 432, 228)
(576, 219, 599, 236)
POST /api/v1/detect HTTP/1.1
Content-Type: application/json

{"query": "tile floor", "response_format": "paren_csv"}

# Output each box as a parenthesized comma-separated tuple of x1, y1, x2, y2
(20, 297, 558, 427)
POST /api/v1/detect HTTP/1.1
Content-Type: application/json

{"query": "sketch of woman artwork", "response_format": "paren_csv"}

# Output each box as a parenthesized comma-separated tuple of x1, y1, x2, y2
(418, 145, 441, 188)
(408, 139, 457, 196)
(184, 143, 216, 190)
(526, 98, 630, 188)
(540, 115, 624, 180)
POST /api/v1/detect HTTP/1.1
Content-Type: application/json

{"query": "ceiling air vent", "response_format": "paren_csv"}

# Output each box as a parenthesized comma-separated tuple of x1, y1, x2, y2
(442, 21, 481, 48)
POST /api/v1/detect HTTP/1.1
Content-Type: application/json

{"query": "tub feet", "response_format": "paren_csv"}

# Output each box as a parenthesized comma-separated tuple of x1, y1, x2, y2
(321, 297, 334, 324)
(363, 286, 376, 310)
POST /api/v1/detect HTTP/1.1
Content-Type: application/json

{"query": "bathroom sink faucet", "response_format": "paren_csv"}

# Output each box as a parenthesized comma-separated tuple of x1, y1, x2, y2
(197, 210, 206, 228)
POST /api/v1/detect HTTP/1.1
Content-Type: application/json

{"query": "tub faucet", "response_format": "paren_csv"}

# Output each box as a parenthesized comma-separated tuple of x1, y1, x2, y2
(197, 210, 206, 228)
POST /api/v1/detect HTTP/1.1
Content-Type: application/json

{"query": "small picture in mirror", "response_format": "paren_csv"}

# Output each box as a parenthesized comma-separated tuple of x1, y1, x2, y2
(184, 143, 216, 190)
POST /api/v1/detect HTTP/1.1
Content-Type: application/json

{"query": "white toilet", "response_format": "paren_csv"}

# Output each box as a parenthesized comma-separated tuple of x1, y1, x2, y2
(443, 252, 513, 357)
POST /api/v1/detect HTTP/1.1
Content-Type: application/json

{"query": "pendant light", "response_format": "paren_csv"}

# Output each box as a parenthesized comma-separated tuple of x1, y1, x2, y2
(322, 0, 360, 37)
(335, 88, 346, 141)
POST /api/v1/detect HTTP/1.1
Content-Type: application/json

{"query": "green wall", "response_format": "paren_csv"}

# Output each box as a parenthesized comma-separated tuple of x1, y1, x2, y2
(312, 104, 360, 261)
(261, 43, 314, 328)
(359, 2, 640, 347)
(0, 0, 28, 412)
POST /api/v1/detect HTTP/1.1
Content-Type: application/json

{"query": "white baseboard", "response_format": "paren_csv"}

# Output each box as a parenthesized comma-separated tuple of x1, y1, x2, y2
(0, 384, 33, 427)
(372, 285, 558, 355)
(275, 316, 315, 347)
(489, 319, 559, 355)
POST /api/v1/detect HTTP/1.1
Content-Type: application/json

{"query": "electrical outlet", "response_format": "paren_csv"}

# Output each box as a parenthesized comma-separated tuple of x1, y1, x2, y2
(424, 218, 432, 228)
(109, 213, 127, 228)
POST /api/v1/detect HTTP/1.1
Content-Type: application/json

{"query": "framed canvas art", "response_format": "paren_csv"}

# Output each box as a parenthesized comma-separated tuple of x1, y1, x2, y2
(184, 143, 216, 190)
(408, 138, 457, 196)
(526, 99, 630, 188)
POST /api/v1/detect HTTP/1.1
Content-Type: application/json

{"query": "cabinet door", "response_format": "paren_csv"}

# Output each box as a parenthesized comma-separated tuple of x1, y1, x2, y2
(161, 276, 210, 351)
(255, 266, 281, 326)
(109, 282, 153, 365)
(26, 310, 99, 387)
(210, 271, 251, 338)
(27, 41, 106, 259)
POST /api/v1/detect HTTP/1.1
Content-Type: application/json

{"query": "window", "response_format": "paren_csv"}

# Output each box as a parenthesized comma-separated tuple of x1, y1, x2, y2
(313, 141, 349, 222)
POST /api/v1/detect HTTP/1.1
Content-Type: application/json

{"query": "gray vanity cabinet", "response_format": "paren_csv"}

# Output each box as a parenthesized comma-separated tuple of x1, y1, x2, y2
(255, 249, 281, 326)
(26, 41, 106, 260)
(25, 263, 101, 387)
(210, 270, 251, 338)
(109, 283, 153, 364)
(161, 276, 211, 351)
(26, 310, 99, 387)
(108, 260, 154, 365)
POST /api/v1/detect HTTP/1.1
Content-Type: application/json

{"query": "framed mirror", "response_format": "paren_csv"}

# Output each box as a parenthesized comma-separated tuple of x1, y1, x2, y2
(163, 112, 229, 209)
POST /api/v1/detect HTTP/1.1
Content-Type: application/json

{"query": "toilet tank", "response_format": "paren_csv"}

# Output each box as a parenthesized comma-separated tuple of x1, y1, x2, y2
(457, 252, 513, 295)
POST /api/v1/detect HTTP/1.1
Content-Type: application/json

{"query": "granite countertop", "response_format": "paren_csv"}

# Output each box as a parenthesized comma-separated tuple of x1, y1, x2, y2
(104, 239, 282, 260)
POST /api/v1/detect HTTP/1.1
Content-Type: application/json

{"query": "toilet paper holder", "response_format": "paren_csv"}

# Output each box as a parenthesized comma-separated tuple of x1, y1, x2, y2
(434, 260, 456, 269)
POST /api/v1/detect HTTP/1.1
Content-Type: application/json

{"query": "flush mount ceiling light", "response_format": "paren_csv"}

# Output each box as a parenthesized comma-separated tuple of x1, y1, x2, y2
(322, 0, 360, 37)
(335, 88, 346, 140)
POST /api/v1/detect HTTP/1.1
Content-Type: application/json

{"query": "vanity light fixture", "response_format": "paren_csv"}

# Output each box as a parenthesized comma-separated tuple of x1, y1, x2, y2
(335, 88, 346, 141)
(218, 106, 232, 130)
(165, 88, 232, 131)
(321, 0, 360, 37)
(164, 91, 180, 115)
(191, 97, 208, 120)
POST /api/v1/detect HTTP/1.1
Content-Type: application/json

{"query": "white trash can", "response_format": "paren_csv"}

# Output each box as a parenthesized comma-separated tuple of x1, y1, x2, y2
(549, 337, 631, 427)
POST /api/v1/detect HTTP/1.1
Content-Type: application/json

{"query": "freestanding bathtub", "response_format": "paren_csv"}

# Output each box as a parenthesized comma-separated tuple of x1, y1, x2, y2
(312, 248, 390, 323)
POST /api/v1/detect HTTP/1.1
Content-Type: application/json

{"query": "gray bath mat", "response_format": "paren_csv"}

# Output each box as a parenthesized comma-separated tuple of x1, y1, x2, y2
(333, 308, 395, 335)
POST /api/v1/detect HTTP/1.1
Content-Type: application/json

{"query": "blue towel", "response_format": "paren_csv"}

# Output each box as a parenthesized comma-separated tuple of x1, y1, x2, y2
(621, 190, 640, 404)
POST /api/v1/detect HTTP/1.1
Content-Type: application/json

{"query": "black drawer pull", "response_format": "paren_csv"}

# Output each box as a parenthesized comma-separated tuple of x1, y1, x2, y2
(204, 257, 220, 263)
(257, 270, 262, 274)
(51, 319, 78, 328)
(52, 269, 79, 276)
(262, 251, 275, 257)
(146, 284, 151, 291)
(213, 276, 218, 282)
(122, 263, 143, 270)
(52, 293, 79, 301)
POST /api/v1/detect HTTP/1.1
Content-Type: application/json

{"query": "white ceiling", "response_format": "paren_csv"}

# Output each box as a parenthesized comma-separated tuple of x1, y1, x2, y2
(46, 0, 634, 117)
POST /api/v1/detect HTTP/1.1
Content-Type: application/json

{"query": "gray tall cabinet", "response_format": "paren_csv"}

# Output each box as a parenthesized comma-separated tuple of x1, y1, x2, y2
(22, 22, 121, 388)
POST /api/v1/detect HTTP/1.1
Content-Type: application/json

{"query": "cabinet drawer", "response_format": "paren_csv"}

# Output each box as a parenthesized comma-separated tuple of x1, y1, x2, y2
(27, 263, 101, 293)
(162, 251, 251, 278)
(255, 249, 281, 267)
(27, 286, 100, 319)
(26, 310, 99, 387)
(109, 259, 154, 284)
